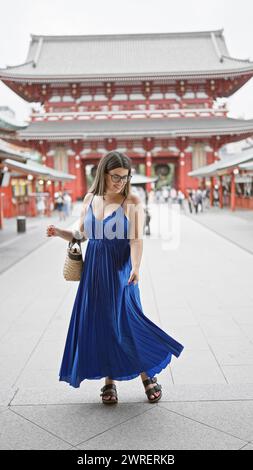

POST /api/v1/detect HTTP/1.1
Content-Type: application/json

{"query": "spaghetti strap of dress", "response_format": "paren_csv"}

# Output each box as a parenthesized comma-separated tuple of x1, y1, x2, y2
(89, 193, 95, 210)
(121, 195, 127, 206)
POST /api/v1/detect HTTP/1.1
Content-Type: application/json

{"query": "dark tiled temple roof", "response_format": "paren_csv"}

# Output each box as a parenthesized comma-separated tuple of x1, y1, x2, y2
(17, 116, 253, 140)
(1, 30, 253, 82)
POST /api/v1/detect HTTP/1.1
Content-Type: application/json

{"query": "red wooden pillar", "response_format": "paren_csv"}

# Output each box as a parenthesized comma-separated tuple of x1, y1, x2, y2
(178, 141, 187, 192)
(74, 159, 83, 199)
(174, 160, 179, 189)
(210, 177, 214, 206)
(42, 180, 48, 216)
(68, 155, 79, 200)
(50, 180, 55, 216)
(219, 175, 223, 209)
(230, 172, 236, 211)
(71, 141, 85, 200)
(0, 186, 12, 218)
(31, 179, 37, 216)
(0, 192, 4, 229)
(82, 161, 87, 196)
(178, 158, 186, 192)
(46, 181, 53, 217)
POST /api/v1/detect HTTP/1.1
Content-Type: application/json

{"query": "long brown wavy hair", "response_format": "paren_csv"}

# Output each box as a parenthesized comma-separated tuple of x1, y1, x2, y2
(88, 151, 132, 197)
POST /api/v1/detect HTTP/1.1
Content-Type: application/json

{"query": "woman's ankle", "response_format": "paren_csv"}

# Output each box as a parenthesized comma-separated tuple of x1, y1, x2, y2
(105, 377, 115, 385)
(140, 372, 148, 381)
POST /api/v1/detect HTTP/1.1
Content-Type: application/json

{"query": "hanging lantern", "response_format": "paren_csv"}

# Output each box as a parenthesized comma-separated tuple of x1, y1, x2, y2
(154, 164, 170, 176)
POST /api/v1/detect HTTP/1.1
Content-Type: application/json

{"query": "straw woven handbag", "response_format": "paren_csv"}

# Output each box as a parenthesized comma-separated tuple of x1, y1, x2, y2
(63, 237, 84, 281)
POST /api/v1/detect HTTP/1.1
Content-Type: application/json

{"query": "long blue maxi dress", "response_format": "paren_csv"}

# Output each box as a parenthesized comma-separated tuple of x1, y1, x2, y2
(59, 193, 184, 388)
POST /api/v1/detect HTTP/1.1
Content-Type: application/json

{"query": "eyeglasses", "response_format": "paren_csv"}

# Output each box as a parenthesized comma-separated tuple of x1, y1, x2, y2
(106, 172, 132, 183)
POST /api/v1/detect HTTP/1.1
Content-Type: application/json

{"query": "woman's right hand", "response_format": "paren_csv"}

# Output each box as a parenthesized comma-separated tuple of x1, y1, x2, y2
(46, 224, 60, 237)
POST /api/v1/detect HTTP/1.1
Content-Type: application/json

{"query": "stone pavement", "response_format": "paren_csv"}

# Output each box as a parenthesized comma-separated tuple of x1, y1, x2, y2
(185, 205, 253, 255)
(0, 207, 79, 274)
(1, 202, 253, 450)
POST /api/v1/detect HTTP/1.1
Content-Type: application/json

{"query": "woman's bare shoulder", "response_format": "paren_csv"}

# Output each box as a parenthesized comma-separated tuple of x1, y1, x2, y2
(82, 192, 94, 205)
(79, 192, 94, 216)
(126, 192, 143, 206)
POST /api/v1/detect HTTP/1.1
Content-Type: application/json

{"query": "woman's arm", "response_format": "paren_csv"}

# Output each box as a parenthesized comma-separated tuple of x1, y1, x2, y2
(130, 238, 143, 268)
(128, 195, 145, 284)
(56, 227, 74, 242)
(46, 193, 92, 242)
(70, 197, 89, 242)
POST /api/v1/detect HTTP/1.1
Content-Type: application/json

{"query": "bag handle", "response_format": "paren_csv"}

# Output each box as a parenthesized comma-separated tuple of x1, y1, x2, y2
(68, 237, 81, 248)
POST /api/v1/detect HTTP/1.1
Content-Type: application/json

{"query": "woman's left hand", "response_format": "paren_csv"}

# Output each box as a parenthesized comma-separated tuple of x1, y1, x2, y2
(128, 268, 139, 285)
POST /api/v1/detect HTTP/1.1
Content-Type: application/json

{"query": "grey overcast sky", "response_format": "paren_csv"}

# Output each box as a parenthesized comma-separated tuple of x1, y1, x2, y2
(0, 0, 253, 122)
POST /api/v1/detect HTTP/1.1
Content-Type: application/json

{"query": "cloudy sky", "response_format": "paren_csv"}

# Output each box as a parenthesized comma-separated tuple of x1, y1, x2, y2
(0, 0, 253, 122)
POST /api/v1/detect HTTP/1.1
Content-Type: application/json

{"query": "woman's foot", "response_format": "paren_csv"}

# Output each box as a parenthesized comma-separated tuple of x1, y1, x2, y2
(100, 379, 118, 403)
(140, 373, 162, 401)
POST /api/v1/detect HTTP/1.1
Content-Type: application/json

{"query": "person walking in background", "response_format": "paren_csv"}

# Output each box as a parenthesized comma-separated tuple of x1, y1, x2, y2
(186, 189, 193, 213)
(191, 189, 202, 214)
(204, 188, 210, 209)
(196, 189, 203, 213)
(37, 196, 45, 217)
(170, 187, 177, 204)
(162, 186, 169, 203)
(144, 206, 151, 235)
(202, 188, 208, 210)
(63, 191, 72, 218)
(213, 185, 219, 207)
(56, 192, 65, 221)
(155, 189, 162, 203)
(177, 189, 185, 210)
(192, 190, 198, 214)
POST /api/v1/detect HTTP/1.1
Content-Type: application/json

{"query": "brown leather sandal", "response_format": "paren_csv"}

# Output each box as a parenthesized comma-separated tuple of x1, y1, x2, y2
(100, 383, 118, 405)
(142, 376, 162, 403)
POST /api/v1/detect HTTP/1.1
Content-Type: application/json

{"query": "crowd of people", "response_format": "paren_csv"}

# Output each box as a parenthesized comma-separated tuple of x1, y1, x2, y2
(55, 191, 73, 220)
(37, 184, 213, 226)
(152, 186, 212, 214)
(186, 188, 211, 214)
(35, 190, 73, 219)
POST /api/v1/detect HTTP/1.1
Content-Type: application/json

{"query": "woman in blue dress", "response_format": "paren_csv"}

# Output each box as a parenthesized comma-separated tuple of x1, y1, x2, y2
(46, 151, 184, 405)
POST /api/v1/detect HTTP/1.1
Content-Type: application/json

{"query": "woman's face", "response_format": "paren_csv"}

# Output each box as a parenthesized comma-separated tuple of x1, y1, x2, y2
(105, 167, 129, 194)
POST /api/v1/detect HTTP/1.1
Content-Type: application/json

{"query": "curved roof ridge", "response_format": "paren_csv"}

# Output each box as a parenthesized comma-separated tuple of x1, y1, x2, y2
(221, 54, 252, 63)
(5, 60, 34, 70)
(30, 29, 225, 41)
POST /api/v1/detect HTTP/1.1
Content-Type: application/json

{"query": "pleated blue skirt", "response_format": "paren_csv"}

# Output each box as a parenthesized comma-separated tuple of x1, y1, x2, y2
(59, 204, 184, 388)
